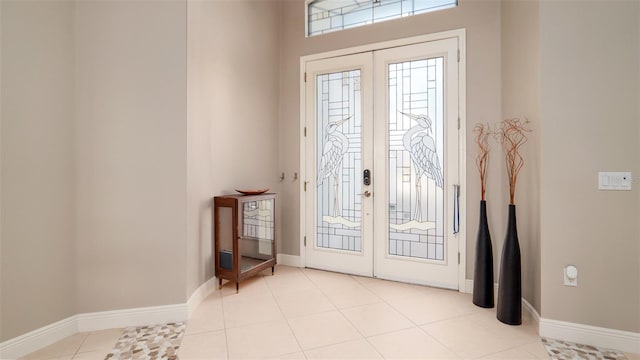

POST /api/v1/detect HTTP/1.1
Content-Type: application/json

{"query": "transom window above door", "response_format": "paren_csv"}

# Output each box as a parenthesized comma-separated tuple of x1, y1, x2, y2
(306, 0, 458, 37)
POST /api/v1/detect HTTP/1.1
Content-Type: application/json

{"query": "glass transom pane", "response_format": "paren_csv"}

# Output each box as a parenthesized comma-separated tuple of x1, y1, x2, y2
(308, 0, 457, 36)
(388, 57, 445, 261)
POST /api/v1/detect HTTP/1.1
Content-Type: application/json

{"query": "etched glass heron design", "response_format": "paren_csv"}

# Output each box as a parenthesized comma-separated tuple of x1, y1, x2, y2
(317, 115, 351, 217)
(400, 111, 444, 222)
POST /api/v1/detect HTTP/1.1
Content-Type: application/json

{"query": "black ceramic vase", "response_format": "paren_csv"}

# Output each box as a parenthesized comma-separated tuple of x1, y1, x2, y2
(496, 204, 522, 325)
(473, 200, 494, 308)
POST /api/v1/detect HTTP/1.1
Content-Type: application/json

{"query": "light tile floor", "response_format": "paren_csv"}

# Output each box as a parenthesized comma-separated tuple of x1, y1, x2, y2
(20, 328, 123, 360)
(17, 265, 640, 359)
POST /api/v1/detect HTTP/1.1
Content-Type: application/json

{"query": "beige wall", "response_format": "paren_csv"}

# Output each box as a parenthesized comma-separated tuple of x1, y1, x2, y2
(2, 0, 192, 339)
(3, 0, 638, 345)
(279, 0, 505, 281)
(501, 0, 541, 313)
(0, 1, 76, 341)
(74, 0, 188, 312)
(186, 0, 281, 297)
(540, 1, 640, 332)
(0, 0, 282, 342)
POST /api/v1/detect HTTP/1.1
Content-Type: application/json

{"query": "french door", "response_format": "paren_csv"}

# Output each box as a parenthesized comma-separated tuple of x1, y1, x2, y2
(304, 38, 461, 289)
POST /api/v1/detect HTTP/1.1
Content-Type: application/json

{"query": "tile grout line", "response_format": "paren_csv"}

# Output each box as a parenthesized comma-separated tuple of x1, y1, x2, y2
(352, 275, 428, 329)
(281, 268, 374, 357)
(178, 290, 229, 358)
(79, 329, 123, 359)
(370, 279, 487, 329)
(336, 275, 390, 359)
(219, 278, 240, 360)
(353, 275, 514, 359)
(478, 338, 548, 360)
(71, 332, 90, 359)
(299, 269, 372, 344)
(352, 275, 456, 359)
(417, 323, 469, 359)
(263, 268, 308, 359)
(301, 268, 380, 314)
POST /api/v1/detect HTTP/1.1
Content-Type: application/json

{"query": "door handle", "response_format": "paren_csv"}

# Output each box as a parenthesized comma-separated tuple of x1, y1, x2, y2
(358, 191, 372, 198)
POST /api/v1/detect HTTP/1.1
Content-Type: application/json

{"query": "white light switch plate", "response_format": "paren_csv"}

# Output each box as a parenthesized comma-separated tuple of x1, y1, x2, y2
(599, 172, 632, 190)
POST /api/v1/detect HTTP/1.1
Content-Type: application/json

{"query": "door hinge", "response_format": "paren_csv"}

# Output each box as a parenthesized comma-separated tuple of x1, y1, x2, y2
(304, 72, 307, 83)
(304, 181, 307, 192)
(304, 236, 307, 246)
(458, 252, 461, 265)
(304, 126, 307, 137)
(457, 117, 460, 130)
(457, 49, 460, 63)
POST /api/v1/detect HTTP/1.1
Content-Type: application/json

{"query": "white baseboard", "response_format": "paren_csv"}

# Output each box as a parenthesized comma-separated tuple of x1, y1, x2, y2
(465, 279, 540, 328)
(187, 277, 218, 318)
(463, 279, 639, 354)
(0, 277, 225, 359)
(0, 316, 77, 360)
(277, 253, 302, 267)
(1, 303, 190, 359)
(76, 303, 188, 333)
(465, 279, 499, 294)
(540, 318, 640, 354)
(464, 279, 473, 293)
(463, 279, 499, 301)
(521, 297, 540, 326)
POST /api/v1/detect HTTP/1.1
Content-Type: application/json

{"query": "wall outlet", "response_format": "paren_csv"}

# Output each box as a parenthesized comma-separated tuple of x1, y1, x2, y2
(564, 265, 578, 287)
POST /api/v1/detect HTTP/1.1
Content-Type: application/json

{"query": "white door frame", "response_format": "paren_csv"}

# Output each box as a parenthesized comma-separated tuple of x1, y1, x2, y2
(299, 29, 467, 291)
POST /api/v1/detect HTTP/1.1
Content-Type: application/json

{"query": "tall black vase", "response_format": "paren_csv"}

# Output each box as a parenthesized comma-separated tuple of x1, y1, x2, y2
(473, 200, 494, 308)
(496, 204, 522, 325)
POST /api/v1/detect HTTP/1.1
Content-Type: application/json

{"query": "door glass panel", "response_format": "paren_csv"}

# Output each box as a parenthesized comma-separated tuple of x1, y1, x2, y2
(387, 57, 445, 260)
(316, 70, 362, 252)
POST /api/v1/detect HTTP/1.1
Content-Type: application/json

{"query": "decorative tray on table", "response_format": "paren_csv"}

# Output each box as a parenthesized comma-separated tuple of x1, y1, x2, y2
(234, 188, 269, 195)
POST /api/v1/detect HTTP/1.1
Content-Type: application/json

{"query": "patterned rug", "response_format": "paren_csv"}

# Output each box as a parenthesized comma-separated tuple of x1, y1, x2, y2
(105, 322, 186, 360)
(542, 338, 628, 360)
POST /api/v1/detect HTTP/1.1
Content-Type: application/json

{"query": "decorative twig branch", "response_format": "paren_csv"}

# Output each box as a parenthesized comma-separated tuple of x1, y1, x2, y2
(473, 123, 492, 201)
(494, 118, 532, 205)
